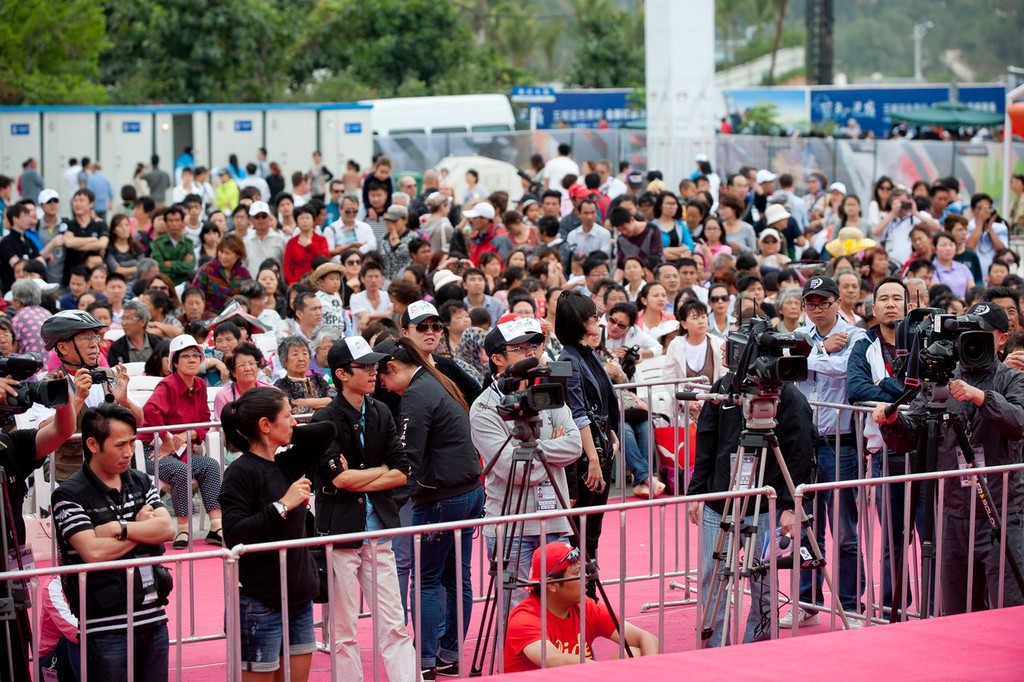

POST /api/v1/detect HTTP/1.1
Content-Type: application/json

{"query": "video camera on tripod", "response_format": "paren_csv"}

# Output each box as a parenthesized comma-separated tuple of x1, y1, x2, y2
(894, 307, 996, 386)
(0, 353, 70, 415)
(494, 357, 571, 423)
(725, 317, 813, 393)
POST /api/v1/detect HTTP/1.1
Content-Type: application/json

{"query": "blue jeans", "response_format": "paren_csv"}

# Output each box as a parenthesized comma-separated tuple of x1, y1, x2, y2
(699, 506, 772, 646)
(871, 454, 932, 610)
(622, 419, 654, 484)
(396, 500, 447, 626)
(799, 442, 863, 611)
(86, 623, 169, 682)
(411, 486, 484, 668)
(485, 532, 565, 611)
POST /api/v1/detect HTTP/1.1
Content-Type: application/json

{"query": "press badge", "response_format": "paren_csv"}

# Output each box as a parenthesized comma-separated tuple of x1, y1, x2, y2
(536, 481, 558, 511)
(729, 453, 756, 489)
(7, 544, 35, 571)
(139, 565, 158, 605)
(956, 447, 985, 488)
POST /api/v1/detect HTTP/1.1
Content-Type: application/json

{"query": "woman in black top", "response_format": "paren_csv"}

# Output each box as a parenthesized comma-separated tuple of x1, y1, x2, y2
(219, 387, 336, 680)
(556, 290, 620, 597)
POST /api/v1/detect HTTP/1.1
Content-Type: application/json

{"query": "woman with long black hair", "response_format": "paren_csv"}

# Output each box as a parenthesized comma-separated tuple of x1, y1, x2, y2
(375, 337, 482, 679)
(555, 290, 620, 596)
(218, 387, 336, 682)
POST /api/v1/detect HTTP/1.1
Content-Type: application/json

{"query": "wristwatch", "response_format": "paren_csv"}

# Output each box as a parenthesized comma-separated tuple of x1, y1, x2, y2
(273, 501, 288, 519)
(118, 519, 129, 541)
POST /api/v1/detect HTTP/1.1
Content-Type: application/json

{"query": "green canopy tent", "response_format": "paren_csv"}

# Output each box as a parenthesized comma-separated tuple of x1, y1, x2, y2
(890, 100, 1004, 128)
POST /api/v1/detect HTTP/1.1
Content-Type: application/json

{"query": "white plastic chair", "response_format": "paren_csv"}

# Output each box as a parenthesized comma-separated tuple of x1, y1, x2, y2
(124, 361, 146, 376)
(104, 328, 125, 342)
(128, 375, 162, 392)
(635, 355, 668, 384)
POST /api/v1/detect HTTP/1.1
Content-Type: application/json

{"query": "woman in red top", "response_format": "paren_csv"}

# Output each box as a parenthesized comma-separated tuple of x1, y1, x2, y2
(142, 335, 223, 549)
(283, 205, 329, 284)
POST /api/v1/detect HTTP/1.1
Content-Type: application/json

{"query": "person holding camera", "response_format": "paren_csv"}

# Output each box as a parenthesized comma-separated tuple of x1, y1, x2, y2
(471, 317, 582, 604)
(51, 403, 176, 681)
(38, 310, 144, 483)
(784, 275, 866, 627)
(687, 334, 815, 645)
(218, 386, 335, 681)
(874, 186, 940, 266)
(310, 338, 418, 682)
(874, 303, 1024, 614)
(555, 290, 619, 596)
(0, 357, 77, 681)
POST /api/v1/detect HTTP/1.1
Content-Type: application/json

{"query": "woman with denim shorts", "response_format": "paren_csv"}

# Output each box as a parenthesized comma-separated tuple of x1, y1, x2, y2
(219, 387, 336, 680)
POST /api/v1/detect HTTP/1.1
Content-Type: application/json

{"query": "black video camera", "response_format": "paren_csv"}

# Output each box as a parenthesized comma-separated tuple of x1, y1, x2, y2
(516, 168, 542, 196)
(620, 345, 641, 381)
(495, 358, 571, 422)
(0, 353, 70, 415)
(726, 317, 812, 393)
(894, 307, 995, 385)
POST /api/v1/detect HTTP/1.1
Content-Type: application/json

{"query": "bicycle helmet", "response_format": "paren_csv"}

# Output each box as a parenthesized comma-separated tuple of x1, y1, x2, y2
(40, 310, 106, 351)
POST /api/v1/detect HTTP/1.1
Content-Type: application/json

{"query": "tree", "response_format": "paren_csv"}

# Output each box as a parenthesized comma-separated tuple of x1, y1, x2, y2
(565, 0, 644, 89)
(0, 1, 108, 104)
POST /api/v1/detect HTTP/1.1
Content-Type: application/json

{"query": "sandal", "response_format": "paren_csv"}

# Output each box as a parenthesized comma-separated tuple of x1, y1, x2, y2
(204, 529, 223, 546)
(172, 531, 190, 550)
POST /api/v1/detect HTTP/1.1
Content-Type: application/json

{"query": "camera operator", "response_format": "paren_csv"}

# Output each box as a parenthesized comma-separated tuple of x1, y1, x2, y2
(846, 277, 925, 609)
(51, 403, 176, 681)
(0, 363, 76, 681)
(980, 286, 1024, 371)
(471, 317, 581, 606)
(785, 276, 866, 627)
(874, 303, 1024, 614)
(686, 339, 814, 645)
(310, 338, 418, 682)
(37, 310, 144, 483)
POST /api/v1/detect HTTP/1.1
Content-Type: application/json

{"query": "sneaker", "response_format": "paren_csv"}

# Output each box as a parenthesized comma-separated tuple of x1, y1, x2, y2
(421, 667, 436, 680)
(435, 660, 459, 677)
(632, 483, 651, 497)
(651, 479, 666, 496)
(779, 608, 819, 628)
(844, 613, 864, 629)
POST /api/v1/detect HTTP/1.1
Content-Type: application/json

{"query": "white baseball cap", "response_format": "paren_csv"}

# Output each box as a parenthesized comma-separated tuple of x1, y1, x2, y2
(38, 189, 60, 204)
(463, 203, 496, 220)
(755, 169, 778, 184)
(248, 201, 271, 217)
(828, 182, 847, 195)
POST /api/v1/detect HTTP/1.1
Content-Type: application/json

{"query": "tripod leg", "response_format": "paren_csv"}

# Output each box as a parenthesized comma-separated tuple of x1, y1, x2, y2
(890, 417, 935, 623)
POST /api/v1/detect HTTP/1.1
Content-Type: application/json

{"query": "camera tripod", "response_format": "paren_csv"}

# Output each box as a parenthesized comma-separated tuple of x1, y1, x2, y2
(676, 388, 852, 647)
(884, 383, 1024, 622)
(0, 466, 33, 681)
(470, 416, 630, 676)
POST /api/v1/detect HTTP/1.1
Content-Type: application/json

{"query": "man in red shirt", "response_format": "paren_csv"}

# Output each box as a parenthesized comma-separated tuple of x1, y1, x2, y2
(503, 542, 658, 672)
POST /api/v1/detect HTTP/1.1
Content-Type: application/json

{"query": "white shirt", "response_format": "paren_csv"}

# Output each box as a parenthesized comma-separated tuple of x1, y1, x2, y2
(566, 224, 612, 259)
(544, 156, 580, 197)
(966, 218, 1009, 275)
(238, 176, 271, 202)
(881, 214, 919, 265)
(601, 320, 662, 357)
(243, 230, 287, 272)
(64, 165, 83, 194)
(321, 219, 377, 260)
(349, 289, 391, 319)
(600, 176, 628, 200)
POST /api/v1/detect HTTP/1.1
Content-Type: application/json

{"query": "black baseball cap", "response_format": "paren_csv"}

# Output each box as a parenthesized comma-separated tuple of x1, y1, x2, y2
(328, 337, 390, 373)
(965, 303, 1009, 333)
(801, 276, 840, 300)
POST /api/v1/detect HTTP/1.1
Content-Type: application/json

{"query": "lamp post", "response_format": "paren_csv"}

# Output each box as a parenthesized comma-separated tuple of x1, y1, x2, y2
(913, 21, 934, 82)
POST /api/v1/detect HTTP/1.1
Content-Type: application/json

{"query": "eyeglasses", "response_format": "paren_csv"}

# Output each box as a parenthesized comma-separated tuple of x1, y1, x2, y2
(75, 334, 102, 344)
(803, 299, 836, 312)
(345, 259, 362, 266)
(178, 351, 203, 360)
(605, 318, 630, 330)
(350, 362, 378, 373)
(342, 209, 358, 215)
(413, 322, 444, 334)
(505, 342, 540, 355)
(710, 295, 730, 303)
(545, 546, 581, 580)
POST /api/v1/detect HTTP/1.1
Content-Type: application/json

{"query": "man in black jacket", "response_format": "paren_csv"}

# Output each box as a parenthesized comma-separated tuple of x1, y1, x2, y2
(311, 337, 418, 682)
(686, 346, 815, 646)
(875, 303, 1024, 614)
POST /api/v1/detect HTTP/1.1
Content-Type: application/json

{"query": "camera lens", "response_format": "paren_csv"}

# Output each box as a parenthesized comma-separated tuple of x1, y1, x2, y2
(958, 332, 994, 368)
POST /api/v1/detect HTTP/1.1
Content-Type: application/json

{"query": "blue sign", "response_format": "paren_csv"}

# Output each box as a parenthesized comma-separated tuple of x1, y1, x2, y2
(234, 120, 253, 132)
(344, 122, 362, 134)
(511, 86, 556, 102)
(9, 123, 30, 136)
(122, 121, 141, 134)
(809, 85, 1005, 136)
(516, 89, 644, 129)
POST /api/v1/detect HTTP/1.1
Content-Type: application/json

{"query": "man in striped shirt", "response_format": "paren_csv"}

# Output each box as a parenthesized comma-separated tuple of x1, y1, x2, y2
(52, 403, 175, 681)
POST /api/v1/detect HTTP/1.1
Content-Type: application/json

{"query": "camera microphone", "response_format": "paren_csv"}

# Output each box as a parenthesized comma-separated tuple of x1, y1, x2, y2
(505, 356, 539, 378)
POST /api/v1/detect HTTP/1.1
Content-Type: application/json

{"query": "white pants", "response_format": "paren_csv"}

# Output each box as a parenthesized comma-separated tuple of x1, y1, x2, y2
(330, 541, 420, 682)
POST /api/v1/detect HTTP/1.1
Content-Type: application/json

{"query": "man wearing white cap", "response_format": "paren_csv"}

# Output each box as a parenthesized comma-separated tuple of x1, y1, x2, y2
(242, 200, 286, 272)
(34, 190, 68, 285)
(752, 169, 777, 222)
(471, 316, 582, 606)
(466, 202, 512, 265)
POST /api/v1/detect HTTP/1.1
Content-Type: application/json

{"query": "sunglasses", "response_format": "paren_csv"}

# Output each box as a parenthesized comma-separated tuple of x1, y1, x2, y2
(605, 318, 630, 330)
(345, 259, 362, 266)
(710, 295, 730, 303)
(545, 546, 581, 580)
(412, 322, 444, 334)
(342, 209, 358, 215)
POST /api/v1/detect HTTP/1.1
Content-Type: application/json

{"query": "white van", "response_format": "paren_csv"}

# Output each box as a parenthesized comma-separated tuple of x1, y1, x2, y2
(360, 94, 516, 136)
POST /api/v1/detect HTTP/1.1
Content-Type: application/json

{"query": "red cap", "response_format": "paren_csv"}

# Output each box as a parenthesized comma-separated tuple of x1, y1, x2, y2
(568, 184, 591, 200)
(528, 541, 578, 582)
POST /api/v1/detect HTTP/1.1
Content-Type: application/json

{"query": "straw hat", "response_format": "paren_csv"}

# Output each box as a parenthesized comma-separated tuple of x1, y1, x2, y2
(825, 226, 877, 257)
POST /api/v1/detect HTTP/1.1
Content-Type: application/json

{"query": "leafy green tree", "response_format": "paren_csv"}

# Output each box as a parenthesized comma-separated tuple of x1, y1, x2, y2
(565, 0, 644, 88)
(0, 1, 108, 104)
